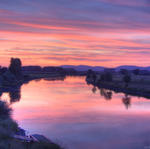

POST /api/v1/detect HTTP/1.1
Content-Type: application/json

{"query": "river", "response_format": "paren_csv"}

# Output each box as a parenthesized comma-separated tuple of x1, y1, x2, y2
(1, 76, 150, 149)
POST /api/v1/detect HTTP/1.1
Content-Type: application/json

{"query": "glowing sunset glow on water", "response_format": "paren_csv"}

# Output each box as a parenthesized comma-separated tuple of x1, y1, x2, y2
(1, 77, 150, 149)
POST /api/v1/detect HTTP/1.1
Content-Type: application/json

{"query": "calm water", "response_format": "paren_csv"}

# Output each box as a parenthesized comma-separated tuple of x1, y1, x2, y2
(1, 76, 150, 149)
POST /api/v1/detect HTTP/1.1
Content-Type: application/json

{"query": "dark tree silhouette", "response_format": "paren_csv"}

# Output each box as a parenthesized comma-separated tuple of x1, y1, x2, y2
(9, 90, 21, 104)
(9, 58, 22, 79)
(123, 75, 131, 88)
(87, 69, 93, 77)
(86, 69, 96, 83)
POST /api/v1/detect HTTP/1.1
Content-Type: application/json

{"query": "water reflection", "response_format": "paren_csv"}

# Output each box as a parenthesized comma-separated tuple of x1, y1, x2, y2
(122, 94, 131, 109)
(0, 86, 21, 104)
(92, 86, 97, 93)
(91, 85, 132, 109)
(99, 88, 112, 100)
(5, 76, 150, 149)
(44, 76, 66, 81)
(0, 76, 66, 104)
(9, 89, 21, 104)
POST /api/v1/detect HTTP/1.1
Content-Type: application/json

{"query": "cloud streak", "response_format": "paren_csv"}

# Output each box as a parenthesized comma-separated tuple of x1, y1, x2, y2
(0, 0, 150, 66)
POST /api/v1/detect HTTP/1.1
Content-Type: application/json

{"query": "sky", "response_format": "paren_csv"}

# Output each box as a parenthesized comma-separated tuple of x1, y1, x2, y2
(1, 0, 150, 67)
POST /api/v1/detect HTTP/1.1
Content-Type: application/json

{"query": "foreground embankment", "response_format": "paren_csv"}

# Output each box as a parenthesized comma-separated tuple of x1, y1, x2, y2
(0, 100, 64, 149)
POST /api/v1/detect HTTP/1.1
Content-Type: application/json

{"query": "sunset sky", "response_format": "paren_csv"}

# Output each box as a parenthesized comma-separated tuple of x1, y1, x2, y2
(1, 0, 150, 67)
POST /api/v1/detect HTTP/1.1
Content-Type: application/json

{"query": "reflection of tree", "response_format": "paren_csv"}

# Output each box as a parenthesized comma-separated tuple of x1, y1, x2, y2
(122, 94, 131, 109)
(44, 76, 66, 81)
(99, 88, 112, 100)
(0, 91, 3, 97)
(34, 79, 42, 82)
(90, 84, 133, 109)
(92, 86, 97, 93)
(9, 88, 21, 104)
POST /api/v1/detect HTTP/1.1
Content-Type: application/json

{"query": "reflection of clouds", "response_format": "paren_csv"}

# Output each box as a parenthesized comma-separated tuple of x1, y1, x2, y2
(20, 111, 150, 149)
(130, 101, 150, 111)
(11, 77, 150, 149)
(133, 101, 150, 106)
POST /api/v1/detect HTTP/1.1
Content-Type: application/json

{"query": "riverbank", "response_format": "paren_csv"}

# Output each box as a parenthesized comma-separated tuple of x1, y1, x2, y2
(86, 73, 150, 99)
(0, 100, 64, 149)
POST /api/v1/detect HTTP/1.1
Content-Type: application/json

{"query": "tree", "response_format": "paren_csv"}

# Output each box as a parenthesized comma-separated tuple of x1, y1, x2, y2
(123, 74, 131, 87)
(87, 69, 93, 78)
(8, 58, 22, 79)
(86, 69, 97, 83)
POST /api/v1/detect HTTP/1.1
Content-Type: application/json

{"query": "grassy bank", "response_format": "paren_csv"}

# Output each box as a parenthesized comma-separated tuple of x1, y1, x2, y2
(86, 72, 150, 99)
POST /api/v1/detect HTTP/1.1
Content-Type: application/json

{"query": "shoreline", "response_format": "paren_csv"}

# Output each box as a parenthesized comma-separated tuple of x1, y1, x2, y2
(86, 78, 150, 99)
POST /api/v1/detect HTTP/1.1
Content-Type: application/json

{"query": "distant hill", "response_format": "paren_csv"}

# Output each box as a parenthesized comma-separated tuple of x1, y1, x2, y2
(116, 65, 150, 71)
(61, 65, 150, 72)
(22, 65, 150, 72)
(61, 65, 105, 71)
(116, 65, 142, 71)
